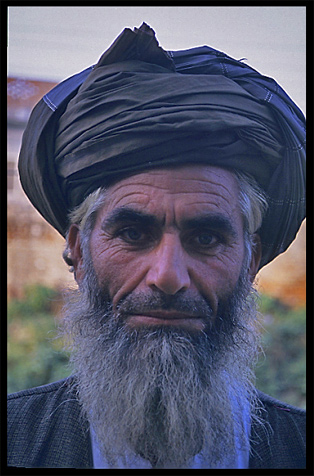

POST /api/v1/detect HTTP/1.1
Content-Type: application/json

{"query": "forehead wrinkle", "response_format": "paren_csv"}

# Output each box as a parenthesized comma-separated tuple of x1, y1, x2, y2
(152, 168, 238, 196)
(179, 190, 239, 213)
(101, 168, 240, 223)
(103, 188, 151, 210)
(107, 167, 237, 193)
(100, 191, 239, 229)
(189, 178, 238, 200)
(110, 185, 236, 206)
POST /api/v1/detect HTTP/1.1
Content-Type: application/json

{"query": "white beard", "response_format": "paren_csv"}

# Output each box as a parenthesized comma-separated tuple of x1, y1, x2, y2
(61, 263, 263, 468)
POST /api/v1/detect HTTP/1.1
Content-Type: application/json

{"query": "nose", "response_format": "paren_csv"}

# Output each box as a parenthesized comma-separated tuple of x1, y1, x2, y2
(145, 233, 191, 295)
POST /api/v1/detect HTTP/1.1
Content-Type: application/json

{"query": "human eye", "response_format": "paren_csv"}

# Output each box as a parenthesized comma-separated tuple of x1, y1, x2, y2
(186, 230, 223, 252)
(117, 226, 144, 242)
(196, 231, 220, 246)
(116, 225, 153, 246)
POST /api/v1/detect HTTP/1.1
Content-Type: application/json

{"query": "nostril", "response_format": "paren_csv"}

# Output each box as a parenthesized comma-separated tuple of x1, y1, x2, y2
(146, 261, 191, 295)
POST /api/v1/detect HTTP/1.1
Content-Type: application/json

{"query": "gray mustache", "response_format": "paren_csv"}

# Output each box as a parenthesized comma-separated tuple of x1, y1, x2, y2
(116, 291, 214, 318)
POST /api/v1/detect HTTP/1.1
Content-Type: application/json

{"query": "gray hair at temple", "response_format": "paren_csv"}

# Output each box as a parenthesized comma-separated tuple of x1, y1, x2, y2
(62, 170, 268, 273)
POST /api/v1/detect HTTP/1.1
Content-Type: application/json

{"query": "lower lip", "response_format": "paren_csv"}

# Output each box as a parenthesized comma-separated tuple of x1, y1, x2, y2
(126, 315, 206, 331)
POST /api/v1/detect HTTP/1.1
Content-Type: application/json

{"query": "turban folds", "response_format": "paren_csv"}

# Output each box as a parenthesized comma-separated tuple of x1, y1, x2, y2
(18, 23, 306, 269)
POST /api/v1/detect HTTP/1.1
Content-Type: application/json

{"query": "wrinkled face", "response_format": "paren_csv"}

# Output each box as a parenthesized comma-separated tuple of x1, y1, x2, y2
(77, 164, 254, 333)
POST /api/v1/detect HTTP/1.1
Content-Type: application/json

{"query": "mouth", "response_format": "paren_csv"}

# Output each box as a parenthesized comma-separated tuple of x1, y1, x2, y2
(125, 310, 206, 331)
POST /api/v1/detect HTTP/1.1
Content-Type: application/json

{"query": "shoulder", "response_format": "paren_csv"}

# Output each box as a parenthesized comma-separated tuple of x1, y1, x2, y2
(7, 377, 92, 468)
(250, 390, 306, 469)
(257, 390, 306, 430)
(8, 376, 75, 401)
(7, 376, 81, 436)
(8, 377, 77, 412)
(257, 390, 306, 414)
(8, 379, 66, 400)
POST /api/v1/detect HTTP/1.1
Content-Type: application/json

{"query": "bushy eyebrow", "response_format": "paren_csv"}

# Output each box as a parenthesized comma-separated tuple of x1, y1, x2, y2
(101, 206, 237, 238)
(181, 214, 238, 239)
(101, 207, 160, 231)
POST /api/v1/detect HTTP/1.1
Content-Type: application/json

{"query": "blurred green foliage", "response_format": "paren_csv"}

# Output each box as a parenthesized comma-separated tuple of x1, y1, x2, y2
(8, 285, 306, 409)
(7, 285, 70, 393)
(255, 294, 306, 409)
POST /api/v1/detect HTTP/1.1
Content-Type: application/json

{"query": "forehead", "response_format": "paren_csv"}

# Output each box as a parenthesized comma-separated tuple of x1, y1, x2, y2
(99, 165, 240, 220)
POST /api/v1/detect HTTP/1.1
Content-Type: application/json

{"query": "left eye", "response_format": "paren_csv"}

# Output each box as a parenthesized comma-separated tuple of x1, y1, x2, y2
(195, 232, 218, 246)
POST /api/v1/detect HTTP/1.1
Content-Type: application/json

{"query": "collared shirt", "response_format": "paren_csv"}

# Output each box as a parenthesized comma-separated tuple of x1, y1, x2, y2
(91, 430, 250, 469)
(90, 391, 251, 469)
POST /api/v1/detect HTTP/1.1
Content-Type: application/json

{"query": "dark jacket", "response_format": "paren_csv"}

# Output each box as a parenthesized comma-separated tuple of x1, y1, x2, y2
(7, 377, 306, 469)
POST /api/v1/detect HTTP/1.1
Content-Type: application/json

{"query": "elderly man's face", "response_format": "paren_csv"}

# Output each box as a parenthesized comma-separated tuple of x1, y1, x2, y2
(71, 164, 260, 332)
(65, 164, 262, 467)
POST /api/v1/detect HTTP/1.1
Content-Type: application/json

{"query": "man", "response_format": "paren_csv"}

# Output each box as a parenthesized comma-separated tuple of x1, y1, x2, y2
(8, 23, 306, 469)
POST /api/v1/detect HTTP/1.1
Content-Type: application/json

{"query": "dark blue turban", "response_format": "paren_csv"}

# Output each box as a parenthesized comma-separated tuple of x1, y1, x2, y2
(18, 23, 306, 269)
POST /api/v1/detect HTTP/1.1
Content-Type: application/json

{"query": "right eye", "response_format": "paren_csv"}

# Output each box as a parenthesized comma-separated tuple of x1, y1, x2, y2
(119, 226, 144, 242)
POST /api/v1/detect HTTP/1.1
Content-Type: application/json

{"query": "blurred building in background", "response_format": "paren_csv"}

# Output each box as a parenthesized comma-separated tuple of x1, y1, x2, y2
(7, 77, 306, 308)
(7, 77, 75, 299)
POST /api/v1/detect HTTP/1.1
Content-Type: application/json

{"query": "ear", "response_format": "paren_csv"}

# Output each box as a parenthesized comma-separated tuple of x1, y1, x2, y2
(248, 233, 262, 284)
(67, 224, 85, 285)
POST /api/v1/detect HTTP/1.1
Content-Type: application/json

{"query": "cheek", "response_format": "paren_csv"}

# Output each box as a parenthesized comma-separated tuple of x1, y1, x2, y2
(89, 234, 147, 304)
(193, 248, 245, 301)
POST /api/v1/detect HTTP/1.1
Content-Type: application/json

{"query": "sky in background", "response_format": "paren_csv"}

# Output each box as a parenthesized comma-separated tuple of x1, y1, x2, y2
(8, 5, 306, 114)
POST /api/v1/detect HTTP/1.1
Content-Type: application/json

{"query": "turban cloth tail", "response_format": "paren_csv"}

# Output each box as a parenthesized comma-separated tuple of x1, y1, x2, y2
(18, 23, 306, 269)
